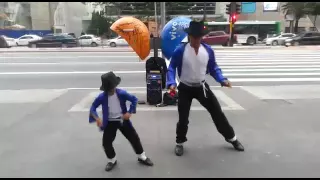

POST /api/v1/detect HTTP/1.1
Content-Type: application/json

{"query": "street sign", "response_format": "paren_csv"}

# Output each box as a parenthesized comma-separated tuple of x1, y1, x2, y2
(241, 2, 256, 14)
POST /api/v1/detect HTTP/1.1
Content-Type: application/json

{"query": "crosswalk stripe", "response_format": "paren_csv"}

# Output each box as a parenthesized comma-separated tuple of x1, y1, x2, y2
(68, 89, 245, 112)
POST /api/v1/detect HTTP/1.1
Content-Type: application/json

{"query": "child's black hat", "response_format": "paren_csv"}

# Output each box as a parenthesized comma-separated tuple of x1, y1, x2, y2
(100, 71, 121, 91)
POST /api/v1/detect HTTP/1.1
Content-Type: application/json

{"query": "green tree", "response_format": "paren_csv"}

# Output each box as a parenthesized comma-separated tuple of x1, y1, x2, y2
(305, 2, 320, 29)
(87, 11, 116, 37)
(282, 2, 309, 33)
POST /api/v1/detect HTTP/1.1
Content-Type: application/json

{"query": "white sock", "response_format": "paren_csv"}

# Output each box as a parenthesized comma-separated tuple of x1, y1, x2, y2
(176, 143, 184, 146)
(108, 156, 116, 163)
(138, 152, 147, 161)
(229, 136, 237, 142)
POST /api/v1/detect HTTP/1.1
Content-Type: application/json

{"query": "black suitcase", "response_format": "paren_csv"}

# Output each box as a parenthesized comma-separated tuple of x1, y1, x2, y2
(146, 72, 162, 105)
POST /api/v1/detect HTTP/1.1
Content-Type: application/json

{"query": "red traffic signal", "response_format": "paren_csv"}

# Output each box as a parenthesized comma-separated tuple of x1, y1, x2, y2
(231, 14, 237, 24)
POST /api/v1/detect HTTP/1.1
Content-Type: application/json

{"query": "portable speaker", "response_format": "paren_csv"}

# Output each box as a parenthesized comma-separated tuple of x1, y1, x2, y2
(146, 72, 162, 105)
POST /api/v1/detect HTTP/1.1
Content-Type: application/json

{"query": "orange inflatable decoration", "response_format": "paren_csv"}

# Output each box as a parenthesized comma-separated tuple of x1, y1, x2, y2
(110, 17, 151, 60)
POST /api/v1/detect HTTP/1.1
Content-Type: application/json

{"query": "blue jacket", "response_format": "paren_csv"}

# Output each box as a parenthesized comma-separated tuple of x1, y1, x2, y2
(89, 88, 138, 130)
(166, 43, 227, 88)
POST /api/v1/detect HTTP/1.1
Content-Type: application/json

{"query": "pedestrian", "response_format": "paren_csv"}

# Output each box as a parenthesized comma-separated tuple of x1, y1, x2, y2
(166, 21, 245, 156)
(89, 72, 154, 171)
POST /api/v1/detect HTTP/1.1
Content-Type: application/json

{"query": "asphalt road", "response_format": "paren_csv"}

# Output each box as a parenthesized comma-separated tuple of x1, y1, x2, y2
(1, 48, 320, 178)
(1, 48, 320, 89)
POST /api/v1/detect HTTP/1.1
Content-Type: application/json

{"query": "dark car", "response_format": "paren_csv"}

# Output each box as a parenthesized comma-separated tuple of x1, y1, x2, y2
(28, 34, 78, 48)
(285, 31, 320, 46)
(202, 31, 237, 46)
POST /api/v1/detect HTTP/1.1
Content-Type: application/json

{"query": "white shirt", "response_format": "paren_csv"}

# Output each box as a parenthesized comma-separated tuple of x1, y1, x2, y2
(180, 43, 209, 85)
(108, 93, 122, 119)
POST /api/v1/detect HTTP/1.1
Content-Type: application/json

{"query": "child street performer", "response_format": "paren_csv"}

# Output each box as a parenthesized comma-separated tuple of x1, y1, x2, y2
(89, 71, 154, 172)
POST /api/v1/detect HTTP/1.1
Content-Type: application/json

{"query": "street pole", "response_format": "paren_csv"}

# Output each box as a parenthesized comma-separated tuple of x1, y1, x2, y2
(203, 2, 207, 21)
(160, 2, 166, 58)
(48, 2, 53, 32)
(228, 2, 236, 47)
(154, 2, 158, 37)
(160, 2, 166, 31)
(63, 2, 68, 33)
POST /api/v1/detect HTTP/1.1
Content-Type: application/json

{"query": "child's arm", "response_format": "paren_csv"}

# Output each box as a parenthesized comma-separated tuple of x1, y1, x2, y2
(124, 91, 138, 114)
(89, 94, 103, 123)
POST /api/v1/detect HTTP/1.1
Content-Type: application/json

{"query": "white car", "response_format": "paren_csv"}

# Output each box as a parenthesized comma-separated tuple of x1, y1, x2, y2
(106, 36, 128, 47)
(78, 34, 101, 47)
(15, 34, 42, 46)
(265, 33, 296, 46)
(1, 35, 16, 47)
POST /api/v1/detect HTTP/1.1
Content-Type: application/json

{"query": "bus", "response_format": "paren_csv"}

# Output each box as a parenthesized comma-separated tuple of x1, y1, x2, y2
(204, 21, 281, 45)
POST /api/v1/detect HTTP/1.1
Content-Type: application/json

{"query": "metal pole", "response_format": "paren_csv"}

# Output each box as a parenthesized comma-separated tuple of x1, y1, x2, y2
(48, 2, 53, 31)
(154, 2, 158, 36)
(63, 2, 68, 33)
(203, 2, 207, 21)
(228, 2, 236, 47)
(160, 2, 166, 31)
(160, 2, 166, 58)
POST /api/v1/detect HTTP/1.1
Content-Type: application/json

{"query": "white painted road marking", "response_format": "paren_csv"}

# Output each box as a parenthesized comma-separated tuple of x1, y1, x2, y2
(2, 71, 320, 77)
(68, 89, 245, 112)
(0, 89, 68, 103)
(241, 85, 320, 100)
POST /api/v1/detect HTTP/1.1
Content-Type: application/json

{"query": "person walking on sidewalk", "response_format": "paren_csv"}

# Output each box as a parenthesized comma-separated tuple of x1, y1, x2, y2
(89, 72, 154, 171)
(166, 21, 245, 156)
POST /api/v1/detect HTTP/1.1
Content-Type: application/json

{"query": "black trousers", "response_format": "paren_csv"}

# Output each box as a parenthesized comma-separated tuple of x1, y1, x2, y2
(103, 121, 144, 159)
(176, 82, 236, 144)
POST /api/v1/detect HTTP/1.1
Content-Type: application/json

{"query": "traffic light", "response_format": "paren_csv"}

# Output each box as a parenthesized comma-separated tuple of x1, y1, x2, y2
(226, 3, 231, 15)
(231, 14, 237, 24)
(235, 3, 241, 14)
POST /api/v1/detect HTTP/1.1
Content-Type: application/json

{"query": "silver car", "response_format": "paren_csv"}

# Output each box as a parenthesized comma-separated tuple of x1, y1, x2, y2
(265, 33, 296, 46)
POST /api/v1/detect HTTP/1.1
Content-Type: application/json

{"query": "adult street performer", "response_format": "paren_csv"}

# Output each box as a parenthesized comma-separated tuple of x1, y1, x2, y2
(166, 20, 245, 156)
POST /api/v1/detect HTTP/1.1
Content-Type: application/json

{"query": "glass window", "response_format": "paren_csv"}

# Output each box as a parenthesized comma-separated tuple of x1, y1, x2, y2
(20, 36, 30, 39)
(304, 33, 312, 37)
(282, 34, 294, 37)
(311, 32, 320, 37)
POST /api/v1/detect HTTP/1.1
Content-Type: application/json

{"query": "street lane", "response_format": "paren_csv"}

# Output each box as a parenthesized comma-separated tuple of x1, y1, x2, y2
(1, 49, 320, 89)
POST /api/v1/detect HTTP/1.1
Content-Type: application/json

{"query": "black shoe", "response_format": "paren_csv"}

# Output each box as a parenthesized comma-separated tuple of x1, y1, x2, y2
(105, 161, 117, 172)
(227, 139, 245, 151)
(175, 144, 184, 156)
(138, 157, 154, 166)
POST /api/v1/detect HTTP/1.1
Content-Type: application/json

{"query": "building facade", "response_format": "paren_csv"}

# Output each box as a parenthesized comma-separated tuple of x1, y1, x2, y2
(236, 2, 315, 32)
(0, 2, 58, 30)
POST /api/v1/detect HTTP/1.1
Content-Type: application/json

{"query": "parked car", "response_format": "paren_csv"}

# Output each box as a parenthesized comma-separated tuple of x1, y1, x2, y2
(265, 33, 296, 46)
(0, 35, 16, 48)
(285, 31, 320, 46)
(78, 34, 101, 47)
(202, 31, 237, 46)
(106, 36, 128, 47)
(28, 34, 78, 48)
(15, 34, 42, 46)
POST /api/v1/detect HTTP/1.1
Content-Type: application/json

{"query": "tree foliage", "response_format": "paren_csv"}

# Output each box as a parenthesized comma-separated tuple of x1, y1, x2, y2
(87, 11, 116, 37)
(282, 2, 320, 33)
(305, 2, 320, 28)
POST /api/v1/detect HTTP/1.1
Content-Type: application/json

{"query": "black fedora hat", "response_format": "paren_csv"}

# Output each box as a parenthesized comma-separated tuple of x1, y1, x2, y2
(100, 72, 121, 91)
(184, 21, 209, 37)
